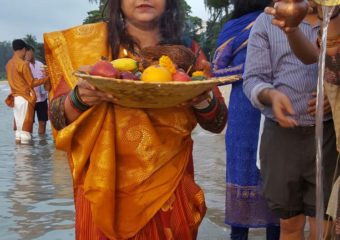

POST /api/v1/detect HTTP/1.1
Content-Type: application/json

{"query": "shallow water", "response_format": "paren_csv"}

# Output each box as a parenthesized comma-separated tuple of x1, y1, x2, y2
(0, 82, 232, 239)
(0, 83, 75, 240)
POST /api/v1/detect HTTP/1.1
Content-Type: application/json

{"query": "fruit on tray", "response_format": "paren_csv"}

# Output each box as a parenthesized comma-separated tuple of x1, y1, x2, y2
(141, 65, 172, 83)
(111, 58, 138, 72)
(89, 60, 120, 78)
(159, 56, 177, 74)
(172, 70, 191, 82)
(120, 71, 139, 80)
(86, 54, 208, 82)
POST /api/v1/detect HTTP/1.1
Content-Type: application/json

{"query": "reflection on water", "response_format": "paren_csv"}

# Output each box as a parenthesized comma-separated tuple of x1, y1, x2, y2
(0, 84, 75, 240)
(0, 83, 227, 239)
(9, 143, 74, 240)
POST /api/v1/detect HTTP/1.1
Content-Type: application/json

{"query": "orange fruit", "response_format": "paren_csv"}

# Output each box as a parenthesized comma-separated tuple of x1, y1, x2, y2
(141, 65, 172, 83)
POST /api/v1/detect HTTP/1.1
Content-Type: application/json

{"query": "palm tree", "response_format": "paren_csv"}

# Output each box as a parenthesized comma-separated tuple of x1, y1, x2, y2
(205, 0, 230, 15)
(84, 0, 107, 23)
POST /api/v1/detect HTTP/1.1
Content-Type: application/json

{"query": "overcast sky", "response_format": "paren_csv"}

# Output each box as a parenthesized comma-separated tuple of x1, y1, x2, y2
(0, 0, 209, 42)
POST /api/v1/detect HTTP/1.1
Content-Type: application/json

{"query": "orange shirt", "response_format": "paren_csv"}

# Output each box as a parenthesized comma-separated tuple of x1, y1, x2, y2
(6, 55, 45, 105)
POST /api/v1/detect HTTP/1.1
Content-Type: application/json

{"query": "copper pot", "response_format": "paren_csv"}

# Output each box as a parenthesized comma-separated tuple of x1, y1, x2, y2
(275, 0, 309, 28)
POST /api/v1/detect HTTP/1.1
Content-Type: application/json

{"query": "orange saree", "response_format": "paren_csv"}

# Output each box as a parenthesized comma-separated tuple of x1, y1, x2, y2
(44, 23, 206, 239)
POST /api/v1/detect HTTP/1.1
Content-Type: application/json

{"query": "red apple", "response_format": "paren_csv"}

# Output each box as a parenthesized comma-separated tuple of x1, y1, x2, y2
(90, 60, 120, 78)
(172, 70, 191, 82)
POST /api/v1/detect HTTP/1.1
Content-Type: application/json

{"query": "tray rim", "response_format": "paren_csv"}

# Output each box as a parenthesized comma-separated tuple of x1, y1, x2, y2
(74, 72, 241, 86)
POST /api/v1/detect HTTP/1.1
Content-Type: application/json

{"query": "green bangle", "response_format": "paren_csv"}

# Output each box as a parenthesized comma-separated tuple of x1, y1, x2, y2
(70, 86, 91, 112)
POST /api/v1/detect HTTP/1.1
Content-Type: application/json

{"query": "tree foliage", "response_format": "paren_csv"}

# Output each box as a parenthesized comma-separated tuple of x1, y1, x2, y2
(0, 41, 12, 80)
(83, 0, 107, 24)
(203, 0, 232, 59)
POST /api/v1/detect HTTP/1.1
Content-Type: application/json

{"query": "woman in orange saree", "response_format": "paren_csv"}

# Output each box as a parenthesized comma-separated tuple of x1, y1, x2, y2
(45, 0, 227, 239)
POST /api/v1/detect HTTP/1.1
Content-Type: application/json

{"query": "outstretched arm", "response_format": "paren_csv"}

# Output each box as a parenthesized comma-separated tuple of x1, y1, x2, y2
(264, 3, 319, 64)
(22, 63, 49, 87)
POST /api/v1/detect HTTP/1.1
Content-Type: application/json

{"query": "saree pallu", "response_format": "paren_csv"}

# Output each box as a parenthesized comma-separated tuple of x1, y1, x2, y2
(44, 22, 206, 239)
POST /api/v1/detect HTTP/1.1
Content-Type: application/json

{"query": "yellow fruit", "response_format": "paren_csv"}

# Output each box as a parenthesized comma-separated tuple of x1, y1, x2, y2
(111, 58, 138, 72)
(141, 65, 172, 83)
(159, 55, 176, 74)
(192, 71, 204, 77)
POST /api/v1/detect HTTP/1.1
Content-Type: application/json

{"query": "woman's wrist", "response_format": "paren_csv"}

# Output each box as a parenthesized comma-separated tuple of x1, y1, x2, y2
(69, 86, 91, 112)
(193, 92, 216, 112)
(66, 94, 83, 114)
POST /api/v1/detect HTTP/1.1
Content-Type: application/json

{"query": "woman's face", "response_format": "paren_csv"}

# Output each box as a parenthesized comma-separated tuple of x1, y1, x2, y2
(121, 0, 166, 27)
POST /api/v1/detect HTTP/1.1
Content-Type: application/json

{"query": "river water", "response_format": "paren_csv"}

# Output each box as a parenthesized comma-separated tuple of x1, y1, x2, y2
(0, 82, 265, 239)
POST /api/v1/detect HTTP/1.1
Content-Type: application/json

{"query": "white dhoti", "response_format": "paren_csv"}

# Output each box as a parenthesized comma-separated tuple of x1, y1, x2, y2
(13, 96, 33, 144)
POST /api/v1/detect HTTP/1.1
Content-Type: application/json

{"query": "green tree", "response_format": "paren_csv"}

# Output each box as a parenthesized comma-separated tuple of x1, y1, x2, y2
(203, 0, 232, 59)
(205, 0, 230, 14)
(83, 0, 107, 24)
(23, 34, 37, 48)
(0, 41, 12, 80)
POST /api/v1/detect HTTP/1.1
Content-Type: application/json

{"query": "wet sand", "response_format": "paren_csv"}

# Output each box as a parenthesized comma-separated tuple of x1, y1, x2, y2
(0, 82, 266, 239)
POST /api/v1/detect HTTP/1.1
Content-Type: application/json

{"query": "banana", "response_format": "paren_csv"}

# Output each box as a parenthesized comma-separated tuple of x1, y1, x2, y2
(111, 58, 138, 72)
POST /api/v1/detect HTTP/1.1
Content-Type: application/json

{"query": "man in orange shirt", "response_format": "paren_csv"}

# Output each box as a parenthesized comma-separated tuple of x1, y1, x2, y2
(6, 39, 49, 144)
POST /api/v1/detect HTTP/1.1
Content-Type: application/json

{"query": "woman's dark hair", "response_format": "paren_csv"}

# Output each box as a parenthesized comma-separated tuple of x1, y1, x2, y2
(107, 0, 184, 59)
(231, 0, 272, 19)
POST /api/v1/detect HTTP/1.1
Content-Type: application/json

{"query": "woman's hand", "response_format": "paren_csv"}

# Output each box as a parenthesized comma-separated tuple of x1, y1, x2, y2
(76, 78, 118, 106)
(179, 91, 213, 109)
(64, 78, 118, 124)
